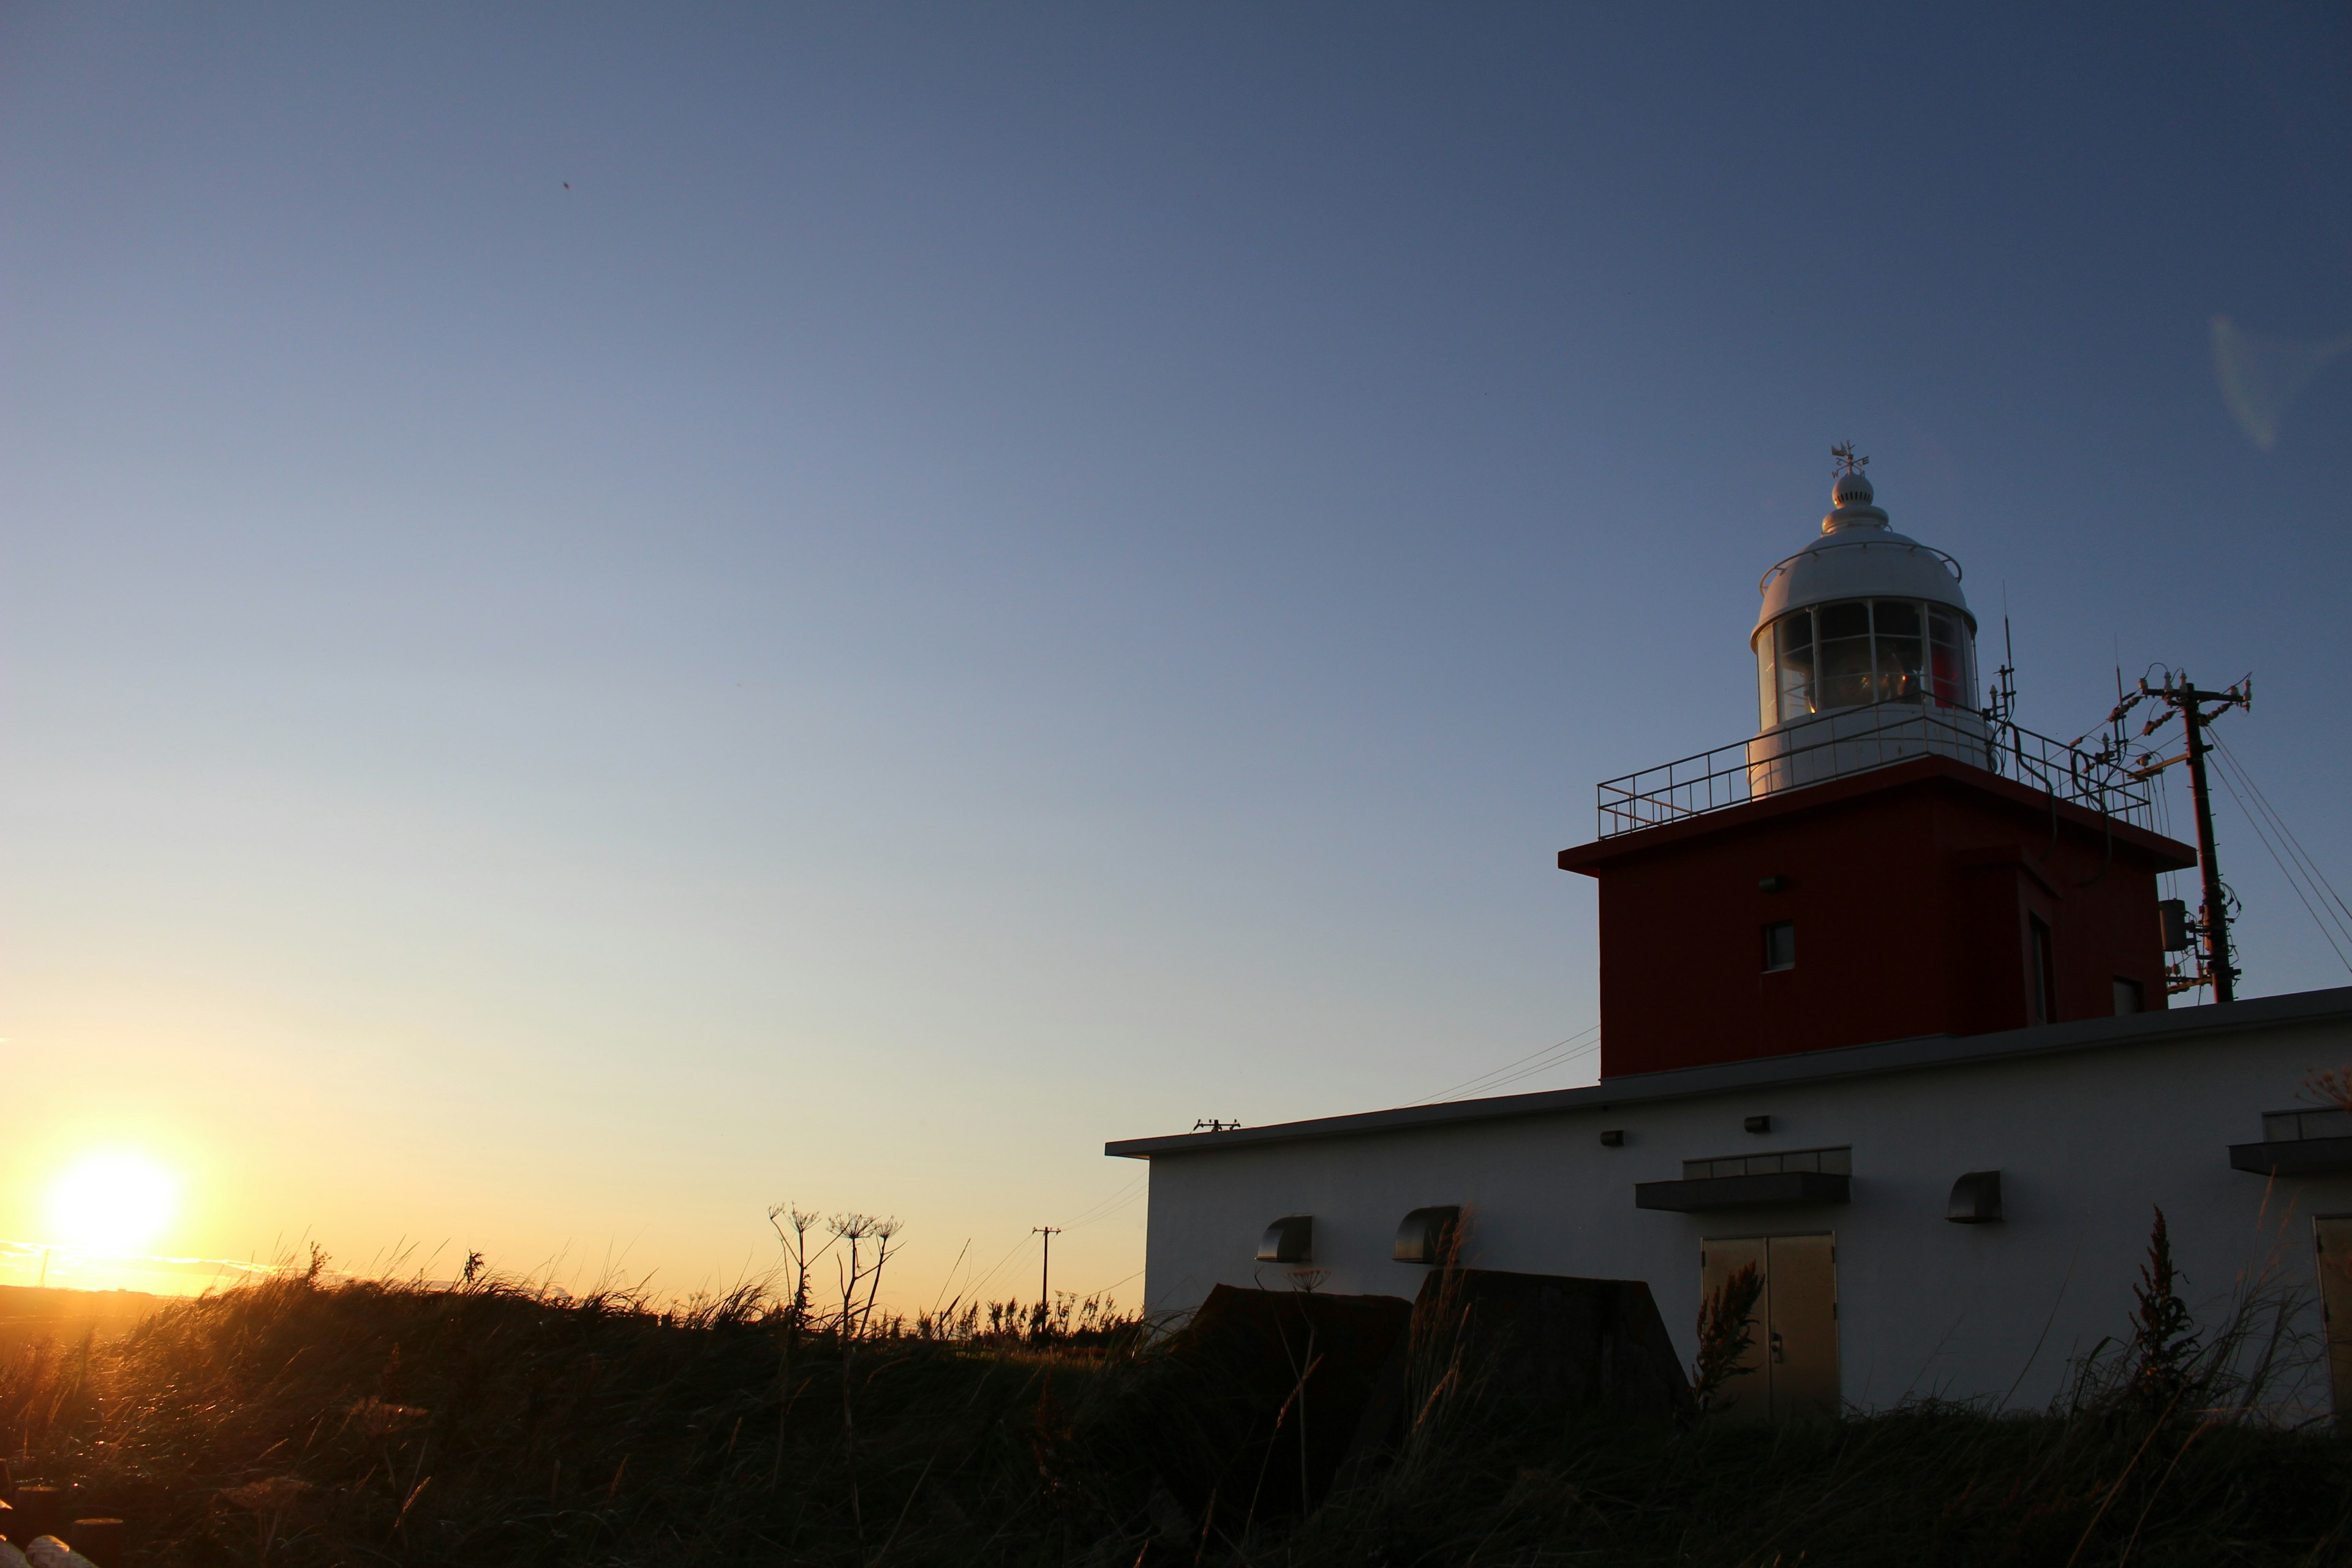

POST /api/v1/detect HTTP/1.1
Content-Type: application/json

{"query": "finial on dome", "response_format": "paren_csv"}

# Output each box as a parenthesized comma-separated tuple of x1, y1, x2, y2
(1822, 444, 1887, 531)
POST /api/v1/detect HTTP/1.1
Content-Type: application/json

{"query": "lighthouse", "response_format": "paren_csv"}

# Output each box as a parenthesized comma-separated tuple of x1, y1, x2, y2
(1559, 459, 2189, 1077)
(1108, 448, 2352, 1428)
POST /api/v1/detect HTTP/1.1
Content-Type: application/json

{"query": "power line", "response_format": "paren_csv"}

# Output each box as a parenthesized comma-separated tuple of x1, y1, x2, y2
(2214, 735, 2352, 937)
(2207, 755, 2344, 974)
(2207, 747, 2352, 976)
(1446, 1038, 1604, 1100)
(2211, 746, 2352, 949)
(1415, 1024, 1600, 1104)
(1062, 1177, 1147, 1232)
(954, 1232, 1035, 1305)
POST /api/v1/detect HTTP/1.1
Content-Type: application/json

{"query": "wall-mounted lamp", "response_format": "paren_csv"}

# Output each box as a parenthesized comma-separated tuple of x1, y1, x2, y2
(1744, 1115, 1773, 1134)
(1599, 1129, 1626, 1147)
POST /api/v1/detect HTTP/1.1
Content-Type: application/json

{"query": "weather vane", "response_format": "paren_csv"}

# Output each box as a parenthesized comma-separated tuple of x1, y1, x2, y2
(1831, 442, 1869, 477)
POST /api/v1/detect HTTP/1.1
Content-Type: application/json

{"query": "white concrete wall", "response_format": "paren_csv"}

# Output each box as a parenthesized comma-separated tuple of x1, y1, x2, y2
(1134, 1014, 2352, 1416)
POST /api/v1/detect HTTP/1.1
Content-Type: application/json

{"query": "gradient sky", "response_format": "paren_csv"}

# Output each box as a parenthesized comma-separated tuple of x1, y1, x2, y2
(4, 4, 2349, 1308)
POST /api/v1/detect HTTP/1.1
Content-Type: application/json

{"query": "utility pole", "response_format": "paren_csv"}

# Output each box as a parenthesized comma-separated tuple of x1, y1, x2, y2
(1033, 1226, 1061, 1308)
(2103, 669, 2253, 1001)
(2179, 678, 2234, 1001)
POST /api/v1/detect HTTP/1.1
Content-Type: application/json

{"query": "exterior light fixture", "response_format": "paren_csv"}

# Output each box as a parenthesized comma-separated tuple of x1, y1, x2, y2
(1744, 1115, 1773, 1134)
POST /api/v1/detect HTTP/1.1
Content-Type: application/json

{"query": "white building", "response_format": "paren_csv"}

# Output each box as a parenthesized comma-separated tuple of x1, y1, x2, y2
(1108, 463, 2352, 1422)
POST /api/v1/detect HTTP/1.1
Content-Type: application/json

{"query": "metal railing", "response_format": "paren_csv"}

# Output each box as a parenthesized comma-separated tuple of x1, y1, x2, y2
(1595, 703, 2156, 839)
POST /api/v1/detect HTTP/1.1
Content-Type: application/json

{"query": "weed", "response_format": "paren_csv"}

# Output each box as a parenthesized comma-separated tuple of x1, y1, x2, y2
(1691, 1261, 1763, 1416)
(2125, 1207, 2200, 1412)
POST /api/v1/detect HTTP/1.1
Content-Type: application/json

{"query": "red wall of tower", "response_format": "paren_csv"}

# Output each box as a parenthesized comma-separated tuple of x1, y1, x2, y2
(1557, 756, 2196, 1078)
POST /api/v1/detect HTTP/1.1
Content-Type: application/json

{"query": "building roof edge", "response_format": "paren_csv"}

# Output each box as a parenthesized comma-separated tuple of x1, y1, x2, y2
(1102, 986, 2352, 1159)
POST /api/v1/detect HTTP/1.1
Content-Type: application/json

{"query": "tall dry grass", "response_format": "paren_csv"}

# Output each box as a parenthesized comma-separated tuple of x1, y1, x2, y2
(0, 1210, 2343, 1566)
(0, 1252, 1164, 1566)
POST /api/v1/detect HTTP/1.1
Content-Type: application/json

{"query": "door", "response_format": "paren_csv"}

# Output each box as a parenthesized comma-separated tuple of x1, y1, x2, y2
(2316, 1217, 2352, 1430)
(1702, 1232, 1840, 1422)
(1766, 1234, 1840, 1420)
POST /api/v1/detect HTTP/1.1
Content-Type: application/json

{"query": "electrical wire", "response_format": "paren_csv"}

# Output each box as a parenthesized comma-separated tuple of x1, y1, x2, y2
(1425, 1037, 1597, 1102)
(1414, 1023, 1601, 1104)
(1416, 1029, 1592, 1101)
(1444, 1038, 1604, 1100)
(1095, 1267, 1143, 1295)
(951, 1232, 1035, 1305)
(2214, 750, 2352, 968)
(2215, 735, 2352, 936)
(1062, 1177, 1147, 1232)
(2207, 748, 2352, 976)
(2207, 742, 2352, 957)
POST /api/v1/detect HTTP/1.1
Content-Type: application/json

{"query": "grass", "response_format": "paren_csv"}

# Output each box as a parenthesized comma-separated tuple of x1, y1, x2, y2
(1284, 1397, 2352, 1566)
(1, 1241, 2348, 1566)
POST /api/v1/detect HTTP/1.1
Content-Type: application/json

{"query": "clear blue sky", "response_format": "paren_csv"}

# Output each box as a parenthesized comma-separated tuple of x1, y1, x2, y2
(4, 4, 2348, 1306)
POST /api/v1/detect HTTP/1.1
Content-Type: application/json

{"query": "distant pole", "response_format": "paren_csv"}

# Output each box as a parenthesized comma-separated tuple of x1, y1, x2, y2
(1033, 1226, 1061, 1307)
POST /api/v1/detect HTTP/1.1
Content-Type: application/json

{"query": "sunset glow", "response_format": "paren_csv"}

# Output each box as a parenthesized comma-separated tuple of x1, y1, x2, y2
(46, 1153, 177, 1253)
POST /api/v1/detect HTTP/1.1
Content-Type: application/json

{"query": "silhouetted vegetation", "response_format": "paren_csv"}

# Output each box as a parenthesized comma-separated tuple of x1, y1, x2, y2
(0, 1211, 2345, 1566)
(1689, 1261, 1762, 1415)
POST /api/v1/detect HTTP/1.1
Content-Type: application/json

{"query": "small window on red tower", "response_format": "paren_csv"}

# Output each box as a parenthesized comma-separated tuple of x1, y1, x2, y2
(2113, 977, 2144, 1016)
(2029, 915, 2057, 1025)
(1762, 921, 1796, 973)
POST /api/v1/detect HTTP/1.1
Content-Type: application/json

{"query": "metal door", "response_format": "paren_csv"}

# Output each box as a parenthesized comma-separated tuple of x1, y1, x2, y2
(2315, 1217, 2352, 1430)
(1763, 1233, 1840, 1420)
(1700, 1232, 1840, 1422)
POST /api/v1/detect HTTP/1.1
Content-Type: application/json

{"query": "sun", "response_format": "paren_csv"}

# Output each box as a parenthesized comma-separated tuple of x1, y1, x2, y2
(47, 1153, 178, 1253)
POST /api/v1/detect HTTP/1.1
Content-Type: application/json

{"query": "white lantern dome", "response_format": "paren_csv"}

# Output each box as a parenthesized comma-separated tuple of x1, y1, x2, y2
(1754, 472, 1972, 635)
(1746, 458, 1990, 794)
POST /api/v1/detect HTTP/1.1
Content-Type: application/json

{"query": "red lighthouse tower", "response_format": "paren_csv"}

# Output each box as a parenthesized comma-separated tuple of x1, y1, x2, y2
(1558, 455, 2195, 1079)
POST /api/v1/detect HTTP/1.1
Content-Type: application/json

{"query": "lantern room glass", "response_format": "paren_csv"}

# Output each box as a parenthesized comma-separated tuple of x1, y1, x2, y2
(1757, 598, 1975, 728)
